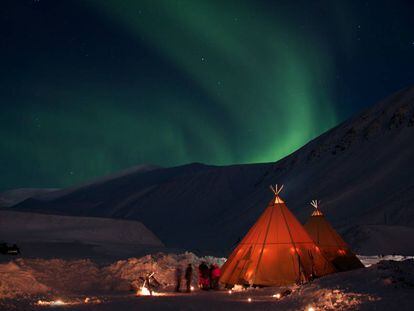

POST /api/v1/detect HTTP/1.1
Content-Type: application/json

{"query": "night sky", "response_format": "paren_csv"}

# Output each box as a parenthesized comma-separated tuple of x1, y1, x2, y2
(1, 0, 414, 191)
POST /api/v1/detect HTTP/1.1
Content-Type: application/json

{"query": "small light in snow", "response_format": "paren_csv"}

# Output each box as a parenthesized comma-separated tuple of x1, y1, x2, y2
(273, 293, 281, 299)
(190, 286, 195, 291)
(247, 297, 252, 302)
(228, 290, 232, 294)
(36, 299, 67, 306)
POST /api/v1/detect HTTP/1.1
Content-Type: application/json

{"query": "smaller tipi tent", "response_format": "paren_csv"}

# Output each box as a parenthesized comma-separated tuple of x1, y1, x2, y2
(220, 186, 336, 287)
(304, 200, 364, 271)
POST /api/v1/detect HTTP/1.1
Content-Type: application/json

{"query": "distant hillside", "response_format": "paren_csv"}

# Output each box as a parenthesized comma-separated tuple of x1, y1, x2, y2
(0, 210, 164, 261)
(0, 188, 59, 208)
(10, 85, 414, 255)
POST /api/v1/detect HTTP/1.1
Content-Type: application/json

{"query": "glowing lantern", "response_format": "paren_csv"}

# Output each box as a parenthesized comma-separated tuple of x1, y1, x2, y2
(228, 290, 232, 294)
(273, 293, 281, 299)
(337, 249, 347, 255)
(247, 298, 252, 302)
(290, 246, 300, 254)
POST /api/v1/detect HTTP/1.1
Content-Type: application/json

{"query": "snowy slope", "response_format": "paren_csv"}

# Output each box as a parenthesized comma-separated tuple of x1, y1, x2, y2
(10, 85, 414, 255)
(0, 211, 164, 261)
(344, 225, 414, 255)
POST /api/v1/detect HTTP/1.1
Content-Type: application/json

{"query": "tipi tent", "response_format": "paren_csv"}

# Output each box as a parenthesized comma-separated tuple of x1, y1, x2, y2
(220, 186, 336, 287)
(304, 200, 364, 271)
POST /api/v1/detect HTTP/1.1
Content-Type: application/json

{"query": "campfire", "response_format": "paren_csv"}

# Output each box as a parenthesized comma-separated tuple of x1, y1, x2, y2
(136, 272, 164, 296)
(138, 285, 153, 296)
(137, 283, 166, 296)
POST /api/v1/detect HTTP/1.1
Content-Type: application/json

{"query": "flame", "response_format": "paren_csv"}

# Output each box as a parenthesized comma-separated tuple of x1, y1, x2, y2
(137, 285, 163, 296)
(139, 286, 152, 296)
(273, 293, 281, 299)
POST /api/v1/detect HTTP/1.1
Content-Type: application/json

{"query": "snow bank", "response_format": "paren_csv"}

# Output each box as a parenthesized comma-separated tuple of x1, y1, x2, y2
(0, 261, 49, 299)
(0, 252, 225, 300)
(358, 254, 414, 267)
(106, 252, 226, 289)
(277, 258, 414, 310)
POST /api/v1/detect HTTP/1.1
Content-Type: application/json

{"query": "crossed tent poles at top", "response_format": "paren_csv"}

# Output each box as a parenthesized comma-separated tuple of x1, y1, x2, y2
(269, 184, 323, 212)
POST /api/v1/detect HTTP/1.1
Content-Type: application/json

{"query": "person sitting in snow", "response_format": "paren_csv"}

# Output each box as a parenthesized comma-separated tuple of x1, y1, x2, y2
(175, 266, 183, 292)
(185, 264, 193, 293)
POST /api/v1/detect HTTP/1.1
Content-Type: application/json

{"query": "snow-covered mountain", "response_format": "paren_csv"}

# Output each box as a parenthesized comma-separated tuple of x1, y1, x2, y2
(0, 164, 162, 206)
(9, 85, 414, 255)
(0, 188, 59, 208)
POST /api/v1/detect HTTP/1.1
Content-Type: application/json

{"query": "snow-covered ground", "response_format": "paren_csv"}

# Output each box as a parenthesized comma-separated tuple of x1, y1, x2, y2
(0, 253, 413, 310)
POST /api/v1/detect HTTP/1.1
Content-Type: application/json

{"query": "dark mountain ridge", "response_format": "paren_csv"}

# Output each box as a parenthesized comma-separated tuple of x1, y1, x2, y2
(10, 85, 414, 255)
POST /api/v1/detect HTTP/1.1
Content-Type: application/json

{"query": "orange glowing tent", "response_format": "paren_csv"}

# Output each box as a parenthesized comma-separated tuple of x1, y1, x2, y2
(304, 200, 364, 271)
(220, 185, 336, 287)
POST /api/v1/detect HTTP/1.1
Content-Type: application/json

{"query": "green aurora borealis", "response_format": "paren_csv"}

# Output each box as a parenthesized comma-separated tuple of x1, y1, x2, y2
(92, 0, 338, 162)
(1, 0, 414, 190)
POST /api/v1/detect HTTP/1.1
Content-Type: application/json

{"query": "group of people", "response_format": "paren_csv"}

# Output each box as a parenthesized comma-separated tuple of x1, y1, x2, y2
(175, 262, 221, 292)
(198, 262, 221, 290)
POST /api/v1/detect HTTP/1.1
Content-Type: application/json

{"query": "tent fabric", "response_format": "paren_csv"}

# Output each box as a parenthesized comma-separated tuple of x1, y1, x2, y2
(220, 194, 336, 287)
(304, 209, 364, 271)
